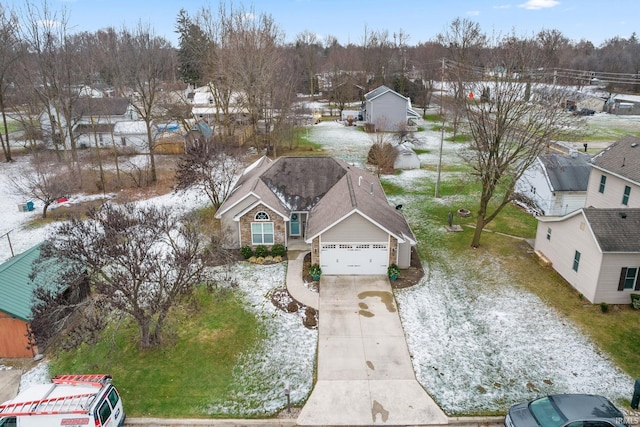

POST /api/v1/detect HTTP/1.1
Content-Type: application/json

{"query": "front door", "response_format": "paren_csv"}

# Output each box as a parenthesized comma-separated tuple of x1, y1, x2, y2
(290, 213, 300, 236)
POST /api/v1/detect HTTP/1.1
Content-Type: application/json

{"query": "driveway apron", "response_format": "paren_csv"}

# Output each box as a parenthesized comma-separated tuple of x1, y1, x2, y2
(297, 275, 448, 426)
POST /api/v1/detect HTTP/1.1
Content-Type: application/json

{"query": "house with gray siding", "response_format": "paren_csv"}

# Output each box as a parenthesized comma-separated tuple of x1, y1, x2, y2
(215, 156, 416, 274)
(362, 85, 420, 131)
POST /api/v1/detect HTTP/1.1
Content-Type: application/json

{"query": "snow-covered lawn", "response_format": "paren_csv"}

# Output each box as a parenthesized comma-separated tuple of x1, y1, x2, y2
(396, 255, 633, 414)
(2, 110, 638, 416)
(204, 263, 316, 415)
(311, 115, 636, 414)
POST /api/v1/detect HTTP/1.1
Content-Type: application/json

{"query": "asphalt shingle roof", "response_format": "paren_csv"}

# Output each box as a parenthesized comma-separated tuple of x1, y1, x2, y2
(217, 156, 416, 244)
(583, 208, 640, 252)
(540, 153, 591, 191)
(72, 98, 130, 118)
(590, 135, 640, 184)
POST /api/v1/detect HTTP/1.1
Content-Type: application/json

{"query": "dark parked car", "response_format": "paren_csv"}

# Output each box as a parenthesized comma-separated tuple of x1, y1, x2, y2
(575, 108, 596, 116)
(505, 394, 628, 427)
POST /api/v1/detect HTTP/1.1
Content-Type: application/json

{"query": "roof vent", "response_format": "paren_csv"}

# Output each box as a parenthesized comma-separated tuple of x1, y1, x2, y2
(620, 212, 627, 219)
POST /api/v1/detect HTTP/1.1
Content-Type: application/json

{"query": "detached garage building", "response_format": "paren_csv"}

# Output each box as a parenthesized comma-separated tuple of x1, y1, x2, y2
(215, 156, 416, 274)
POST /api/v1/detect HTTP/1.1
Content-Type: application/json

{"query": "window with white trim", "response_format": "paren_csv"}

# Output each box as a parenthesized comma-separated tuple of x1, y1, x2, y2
(251, 211, 273, 245)
(251, 222, 273, 245)
(618, 267, 640, 290)
(572, 250, 581, 272)
(255, 211, 269, 220)
(546, 227, 552, 240)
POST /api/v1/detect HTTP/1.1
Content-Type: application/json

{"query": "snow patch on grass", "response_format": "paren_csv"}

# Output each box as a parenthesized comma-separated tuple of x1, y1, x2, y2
(204, 262, 317, 416)
(396, 262, 633, 414)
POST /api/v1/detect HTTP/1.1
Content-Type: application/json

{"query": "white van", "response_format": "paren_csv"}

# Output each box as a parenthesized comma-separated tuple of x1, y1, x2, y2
(0, 374, 125, 427)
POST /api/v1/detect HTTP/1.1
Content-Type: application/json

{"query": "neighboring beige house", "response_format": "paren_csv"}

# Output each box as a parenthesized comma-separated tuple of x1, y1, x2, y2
(534, 208, 640, 304)
(215, 156, 416, 274)
(533, 136, 640, 304)
(584, 135, 640, 209)
(362, 85, 420, 131)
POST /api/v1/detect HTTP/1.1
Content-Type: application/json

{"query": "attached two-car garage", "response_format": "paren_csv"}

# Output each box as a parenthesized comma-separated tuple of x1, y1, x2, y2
(319, 242, 388, 275)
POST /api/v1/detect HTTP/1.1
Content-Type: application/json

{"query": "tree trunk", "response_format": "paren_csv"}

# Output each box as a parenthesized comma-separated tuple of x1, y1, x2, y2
(42, 202, 50, 219)
(0, 100, 13, 162)
(146, 123, 157, 183)
(471, 214, 485, 248)
(138, 318, 151, 348)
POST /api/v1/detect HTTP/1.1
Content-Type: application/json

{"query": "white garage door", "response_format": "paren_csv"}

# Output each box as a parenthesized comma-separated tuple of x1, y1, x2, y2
(320, 243, 388, 275)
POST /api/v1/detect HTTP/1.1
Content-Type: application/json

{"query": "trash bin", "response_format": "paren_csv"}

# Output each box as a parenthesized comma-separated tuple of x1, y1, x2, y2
(26, 201, 35, 212)
(632, 378, 640, 409)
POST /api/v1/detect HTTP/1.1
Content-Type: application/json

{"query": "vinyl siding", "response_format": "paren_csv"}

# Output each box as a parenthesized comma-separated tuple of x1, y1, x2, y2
(534, 213, 602, 302)
(321, 213, 387, 242)
(594, 253, 640, 304)
(219, 195, 259, 247)
(585, 170, 640, 208)
(366, 92, 408, 131)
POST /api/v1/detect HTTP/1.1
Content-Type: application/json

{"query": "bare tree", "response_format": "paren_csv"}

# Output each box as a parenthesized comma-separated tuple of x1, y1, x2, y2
(361, 26, 393, 88)
(116, 24, 175, 183)
(222, 5, 284, 150)
(295, 30, 322, 100)
(0, 3, 21, 162)
(37, 203, 206, 348)
(174, 137, 245, 209)
(366, 120, 396, 176)
(19, 1, 85, 179)
(437, 18, 487, 139)
(451, 37, 574, 248)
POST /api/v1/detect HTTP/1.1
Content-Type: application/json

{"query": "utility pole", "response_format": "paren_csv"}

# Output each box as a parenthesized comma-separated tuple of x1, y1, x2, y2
(435, 58, 445, 198)
(1, 229, 14, 258)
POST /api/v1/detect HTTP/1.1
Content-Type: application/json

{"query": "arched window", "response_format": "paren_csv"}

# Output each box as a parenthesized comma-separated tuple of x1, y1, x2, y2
(252, 211, 273, 245)
(255, 211, 269, 221)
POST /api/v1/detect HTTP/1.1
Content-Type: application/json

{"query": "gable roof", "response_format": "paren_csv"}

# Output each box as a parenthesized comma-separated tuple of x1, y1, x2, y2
(304, 157, 415, 243)
(364, 85, 420, 119)
(260, 157, 347, 211)
(539, 153, 591, 192)
(365, 85, 407, 102)
(590, 135, 640, 185)
(72, 98, 130, 118)
(0, 245, 60, 321)
(583, 208, 640, 252)
(216, 156, 416, 243)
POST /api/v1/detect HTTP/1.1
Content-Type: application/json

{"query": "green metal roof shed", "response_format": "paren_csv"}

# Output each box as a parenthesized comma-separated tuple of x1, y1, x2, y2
(0, 244, 60, 321)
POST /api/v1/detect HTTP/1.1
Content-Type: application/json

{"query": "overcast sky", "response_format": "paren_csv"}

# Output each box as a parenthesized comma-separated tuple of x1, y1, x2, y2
(23, 0, 640, 47)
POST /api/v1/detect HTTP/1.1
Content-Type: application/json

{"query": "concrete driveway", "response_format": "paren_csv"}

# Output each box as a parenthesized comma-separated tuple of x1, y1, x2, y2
(297, 275, 447, 426)
(0, 369, 21, 403)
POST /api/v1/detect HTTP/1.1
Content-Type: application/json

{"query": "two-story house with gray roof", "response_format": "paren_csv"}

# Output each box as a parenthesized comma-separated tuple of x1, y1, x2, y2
(215, 156, 416, 275)
(516, 152, 592, 216)
(362, 85, 420, 132)
(533, 136, 640, 304)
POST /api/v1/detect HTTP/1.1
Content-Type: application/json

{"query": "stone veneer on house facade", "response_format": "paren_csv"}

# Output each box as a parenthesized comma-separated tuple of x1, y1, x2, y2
(239, 204, 286, 247)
